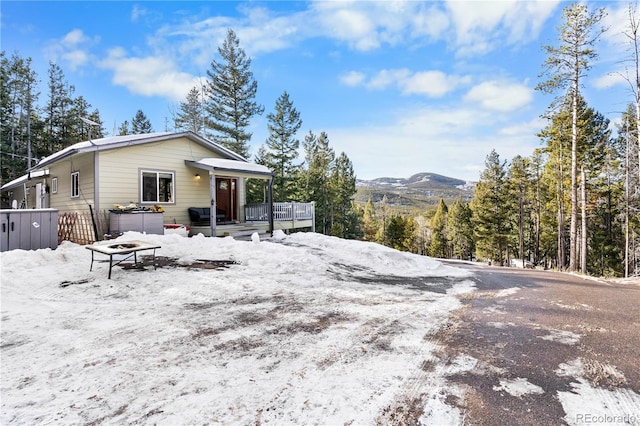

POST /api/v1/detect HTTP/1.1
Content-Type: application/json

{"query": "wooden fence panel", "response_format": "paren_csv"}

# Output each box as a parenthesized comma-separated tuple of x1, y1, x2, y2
(58, 210, 109, 245)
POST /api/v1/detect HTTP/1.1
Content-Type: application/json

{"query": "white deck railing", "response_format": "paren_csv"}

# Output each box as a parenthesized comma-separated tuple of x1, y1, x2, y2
(245, 202, 314, 222)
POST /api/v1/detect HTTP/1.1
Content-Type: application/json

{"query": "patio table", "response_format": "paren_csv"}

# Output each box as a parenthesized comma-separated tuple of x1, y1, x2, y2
(86, 240, 161, 279)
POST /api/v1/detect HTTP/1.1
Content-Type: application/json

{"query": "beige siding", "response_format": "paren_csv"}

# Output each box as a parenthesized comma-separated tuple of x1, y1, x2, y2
(47, 153, 95, 214)
(97, 136, 225, 225)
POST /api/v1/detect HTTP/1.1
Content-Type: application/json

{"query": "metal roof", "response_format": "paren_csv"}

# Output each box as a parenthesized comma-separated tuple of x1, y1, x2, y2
(1, 170, 50, 191)
(185, 158, 273, 179)
(29, 131, 246, 171)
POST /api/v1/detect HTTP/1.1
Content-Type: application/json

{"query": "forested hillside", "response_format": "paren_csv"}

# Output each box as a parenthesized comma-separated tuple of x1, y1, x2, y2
(355, 172, 475, 216)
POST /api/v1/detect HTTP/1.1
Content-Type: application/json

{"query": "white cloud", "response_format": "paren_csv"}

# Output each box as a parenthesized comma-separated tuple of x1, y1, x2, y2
(499, 117, 546, 137)
(342, 69, 470, 98)
(367, 69, 411, 91)
(464, 80, 533, 112)
(100, 48, 199, 101)
(410, 4, 450, 40)
(445, 0, 560, 56)
(339, 71, 367, 87)
(61, 29, 89, 47)
(400, 71, 471, 98)
(323, 105, 540, 182)
(131, 5, 148, 23)
(601, 3, 636, 50)
(44, 29, 98, 71)
(592, 71, 629, 90)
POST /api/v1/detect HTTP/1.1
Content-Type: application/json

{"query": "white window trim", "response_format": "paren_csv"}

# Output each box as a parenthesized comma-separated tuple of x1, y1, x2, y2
(140, 169, 176, 204)
(71, 172, 80, 198)
(51, 177, 58, 194)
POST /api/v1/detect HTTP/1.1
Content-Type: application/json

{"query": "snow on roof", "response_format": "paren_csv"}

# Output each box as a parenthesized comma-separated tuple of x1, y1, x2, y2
(30, 131, 245, 172)
(187, 158, 272, 177)
(1, 169, 50, 191)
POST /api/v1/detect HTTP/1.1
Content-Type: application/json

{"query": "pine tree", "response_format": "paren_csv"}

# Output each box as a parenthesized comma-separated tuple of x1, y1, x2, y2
(118, 120, 131, 136)
(131, 109, 153, 134)
(300, 131, 334, 234)
(529, 149, 546, 266)
(539, 94, 613, 271)
(618, 105, 640, 276)
(329, 152, 357, 238)
(363, 197, 379, 242)
(470, 150, 511, 265)
(429, 198, 448, 258)
(175, 86, 205, 134)
(45, 62, 75, 153)
(447, 199, 474, 260)
(205, 28, 263, 158)
(1, 52, 40, 184)
(261, 91, 302, 201)
(376, 194, 390, 243)
(385, 216, 416, 252)
(507, 155, 532, 264)
(536, 2, 606, 271)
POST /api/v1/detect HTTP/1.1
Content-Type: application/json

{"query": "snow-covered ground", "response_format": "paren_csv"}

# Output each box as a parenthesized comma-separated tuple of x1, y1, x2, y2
(5, 231, 638, 424)
(1, 231, 476, 424)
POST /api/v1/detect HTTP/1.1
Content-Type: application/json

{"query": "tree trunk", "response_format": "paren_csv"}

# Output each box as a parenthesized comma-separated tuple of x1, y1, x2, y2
(558, 176, 566, 270)
(581, 166, 587, 273)
(569, 76, 579, 272)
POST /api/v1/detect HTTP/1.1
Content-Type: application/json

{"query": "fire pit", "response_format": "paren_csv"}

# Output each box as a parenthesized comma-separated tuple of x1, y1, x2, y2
(109, 243, 140, 250)
(86, 240, 161, 279)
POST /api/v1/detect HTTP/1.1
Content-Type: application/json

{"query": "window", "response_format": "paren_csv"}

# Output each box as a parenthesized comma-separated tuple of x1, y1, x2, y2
(71, 172, 79, 198)
(51, 177, 58, 194)
(141, 170, 174, 203)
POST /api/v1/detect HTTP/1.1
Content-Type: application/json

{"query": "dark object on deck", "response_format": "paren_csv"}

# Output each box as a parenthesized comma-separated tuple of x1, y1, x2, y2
(188, 207, 225, 224)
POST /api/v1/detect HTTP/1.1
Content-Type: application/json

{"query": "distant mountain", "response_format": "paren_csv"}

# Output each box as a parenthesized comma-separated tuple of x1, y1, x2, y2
(355, 172, 476, 214)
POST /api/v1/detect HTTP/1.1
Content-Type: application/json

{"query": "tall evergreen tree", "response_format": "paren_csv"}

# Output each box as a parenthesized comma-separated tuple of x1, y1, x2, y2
(205, 28, 263, 158)
(446, 199, 474, 260)
(329, 152, 357, 238)
(507, 155, 532, 264)
(175, 86, 205, 134)
(536, 2, 606, 271)
(131, 109, 153, 134)
(529, 149, 546, 266)
(429, 198, 448, 258)
(118, 120, 131, 136)
(470, 150, 511, 265)
(363, 197, 379, 242)
(45, 62, 75, 154)
(376, 194, 390, 243)
(385, 215, 416, 252)
(261, 91, 302, 201)
(1, 52, 40, 184)
(300, 131, 334, 234)
(539, 94, 613, 271)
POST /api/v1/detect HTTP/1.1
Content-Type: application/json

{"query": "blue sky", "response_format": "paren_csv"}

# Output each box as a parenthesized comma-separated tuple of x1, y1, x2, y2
(1, 1, 635, 181)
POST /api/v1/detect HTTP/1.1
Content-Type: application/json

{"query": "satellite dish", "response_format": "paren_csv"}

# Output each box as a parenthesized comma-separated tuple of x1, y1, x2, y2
(79, 117, 100, 127)
(79, 116, 100, 145)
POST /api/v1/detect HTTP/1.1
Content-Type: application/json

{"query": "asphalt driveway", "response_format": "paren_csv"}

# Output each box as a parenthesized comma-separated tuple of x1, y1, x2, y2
(436, 262, 640, 426)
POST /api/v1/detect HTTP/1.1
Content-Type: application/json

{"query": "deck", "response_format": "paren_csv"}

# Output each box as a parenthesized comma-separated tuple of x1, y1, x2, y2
(189, 202, 315, 238)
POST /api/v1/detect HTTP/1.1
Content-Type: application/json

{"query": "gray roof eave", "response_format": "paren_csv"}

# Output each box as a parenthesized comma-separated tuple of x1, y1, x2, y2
(28, 131, 246, 172)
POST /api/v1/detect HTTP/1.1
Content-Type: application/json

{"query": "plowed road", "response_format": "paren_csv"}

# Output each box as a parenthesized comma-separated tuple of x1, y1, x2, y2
(437, 261, 640, 425)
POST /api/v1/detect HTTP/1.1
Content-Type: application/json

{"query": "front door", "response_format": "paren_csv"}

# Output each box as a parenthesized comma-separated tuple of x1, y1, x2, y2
(216, 178, 237, 222)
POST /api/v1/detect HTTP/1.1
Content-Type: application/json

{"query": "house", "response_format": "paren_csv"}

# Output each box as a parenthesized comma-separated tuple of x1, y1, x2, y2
(1, 131, 314, 242)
